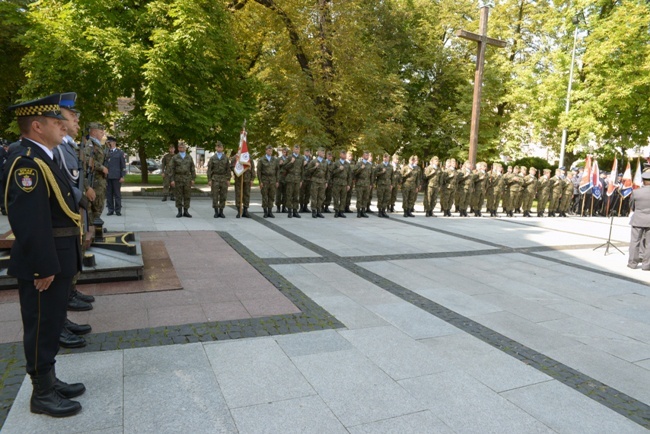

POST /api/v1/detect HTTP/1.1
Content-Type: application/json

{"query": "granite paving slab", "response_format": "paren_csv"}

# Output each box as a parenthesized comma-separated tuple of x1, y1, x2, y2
(347, 410, 455, 434)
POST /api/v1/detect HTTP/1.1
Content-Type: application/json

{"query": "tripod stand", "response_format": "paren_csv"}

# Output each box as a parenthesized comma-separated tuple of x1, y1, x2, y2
(593, 215, 624, 255)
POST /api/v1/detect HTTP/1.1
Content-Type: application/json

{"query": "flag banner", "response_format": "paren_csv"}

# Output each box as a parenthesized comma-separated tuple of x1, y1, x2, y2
(606, 159, 618, 196)
(633, 158, 643, 190)
(579, 155, 592, 194)
(591, 160, 602, 200)
(234, 128, 250, 177)
(621, 161, 633, 198)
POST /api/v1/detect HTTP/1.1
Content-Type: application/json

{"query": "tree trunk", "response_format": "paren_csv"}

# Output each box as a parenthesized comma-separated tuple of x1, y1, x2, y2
(138, 144, 148, 184)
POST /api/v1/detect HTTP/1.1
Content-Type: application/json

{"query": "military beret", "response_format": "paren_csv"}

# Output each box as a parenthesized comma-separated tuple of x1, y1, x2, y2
(216, 141, 224, 147)
(317, 147, 325, 152)
(88, 122, 104, 130)
(106, 136, 117, 142)
(8, 94, 66, 120)
(266, 144, 274, 150)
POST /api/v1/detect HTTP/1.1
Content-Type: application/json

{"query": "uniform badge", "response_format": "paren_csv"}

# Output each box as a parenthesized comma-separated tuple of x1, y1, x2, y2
(14, 167, 38, 193)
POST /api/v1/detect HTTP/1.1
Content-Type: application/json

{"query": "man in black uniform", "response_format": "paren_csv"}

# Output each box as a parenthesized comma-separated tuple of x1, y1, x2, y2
(5, 94, 85, 417)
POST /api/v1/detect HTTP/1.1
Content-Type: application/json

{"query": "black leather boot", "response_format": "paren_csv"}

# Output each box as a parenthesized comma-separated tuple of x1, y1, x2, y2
(403, 210, 408, 217)
(176, 207, 183, 218)
(219, 208, 225, 218)
(339, 210, 346, 218)
(236, 209, 241, 218)
(65, 318, 91, 335)
(183, 208, 192, 218)
(345, 207, 352, 213)
(162, 195, 167, 202)
(282, 206, 288, 213)
(52, 366, 85, 399)
(334, 210, 340, 218)
(317, 211, 324, 218)
(288, 209, 293, 218)
(323, 206, 331, 213)
(276, 205, 281, 213)
(312, 210, 318, 218)
(72, 287, 94, 303)
(59, 326, 86, 348)
(293, 209, 301, 218)
(268, 208, 275, 218)
(30, 370, 81, 417)
(67, 293, 92, 312)
(242, 207, 250, 218)
(264, 208, 269, 218)
(214, 208, 219, 218)
(357, 210, 362, 218)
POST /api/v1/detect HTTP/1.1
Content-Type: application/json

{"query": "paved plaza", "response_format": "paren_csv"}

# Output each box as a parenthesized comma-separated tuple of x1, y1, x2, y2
(1, 190, 650, 433)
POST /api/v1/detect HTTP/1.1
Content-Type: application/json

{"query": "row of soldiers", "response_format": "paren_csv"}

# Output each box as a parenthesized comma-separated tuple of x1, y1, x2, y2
(160, 141, 598, 218)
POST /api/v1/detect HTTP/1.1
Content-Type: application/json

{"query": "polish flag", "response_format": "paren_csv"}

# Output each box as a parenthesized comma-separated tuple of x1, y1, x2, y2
(620, 162, 633, 198)
(234, 128, 250, 177)
(633, 158, 643, 190)
(606, 159, 618, 196)
(579, 155, 592, 194)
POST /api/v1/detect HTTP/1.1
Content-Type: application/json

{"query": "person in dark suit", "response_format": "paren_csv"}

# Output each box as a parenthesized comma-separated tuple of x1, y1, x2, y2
(5, 94, 85, 417)
(628, 171, 650, 270)
(105, 136, 126, 216)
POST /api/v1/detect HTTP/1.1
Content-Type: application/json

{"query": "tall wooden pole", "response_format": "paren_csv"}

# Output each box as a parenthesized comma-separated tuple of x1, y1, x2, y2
(468, 7, 490, 167)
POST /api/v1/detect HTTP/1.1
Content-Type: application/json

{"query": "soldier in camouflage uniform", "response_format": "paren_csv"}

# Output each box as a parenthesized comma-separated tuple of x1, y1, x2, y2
(354, 151, 373, 218)
(536, 168, 551, 217)
(401, 155, 422, 217)
(330, 150, 351, 218)
(169, 140, 196, 218)
(485, 163, 503, 217)
(515, 167, 527, 212)
(374, 152, 393, 218)
(345, 150, 355, 213)
(365, 153, 375, 213)
(284, 144, 304, 218)
(323, 151, 334, 213)
(548, 168, 564, 217)
(306, 147, 328, 218)
(505, 166, 523, 217)
(389, 155, 402, 212)
(440, 158, 458, 217)
(86, 122, 107, 224)
(559, 171, 574, 217)
(257, 144, 279, 218)
(275, 147, 289, 213)
(161, 144, 176, 202)
(456, 161, 474, 217)
(424, 156, 442, 217)
(299, 148, 312, 213)
(522, 167, 538, 217)
(471, 162, 488, 217)
(207, 141, 230, 218)
(231, 151, 256, 218)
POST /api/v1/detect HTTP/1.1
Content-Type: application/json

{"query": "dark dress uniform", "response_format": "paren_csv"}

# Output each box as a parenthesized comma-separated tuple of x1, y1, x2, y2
(105, 145, 126, 215)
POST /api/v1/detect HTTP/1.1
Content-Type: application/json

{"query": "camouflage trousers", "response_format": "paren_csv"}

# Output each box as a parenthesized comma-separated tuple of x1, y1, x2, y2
(549, 193, 562, 212)
(365, 186, 374, 209)
(324, 184, 332, 207)
(346, 186, 354, 209)
(426, 186, 439, 212)
(332, 184, 347, 211)
(505, 191, 520, 212)
(275, 181, 287, 207)
(285, 180, 301, 210)
(310, 181, 326, 210)
(162, 174, 171, 195)
(91, 177, 106, 221)
(356, 184, 370, 210)
(522, 191, 535, 212)
(440, 188, 454, 212)
(174, 179, 192, 208)
(300, 180, 311, 207)
(402, 186, 417, 211)
(390, 185, 399, 207)
(537, 192, 549, 213)
(376, 184, 391, 210)
(210, 177, 229, 209)
(260, 179, 277, 209)
(234, 179, 252, 208)
(457, 189, 471, 212)
(471, 190, 485, 212)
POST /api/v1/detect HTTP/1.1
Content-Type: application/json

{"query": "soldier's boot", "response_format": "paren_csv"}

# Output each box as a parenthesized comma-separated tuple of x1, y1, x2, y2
(293, 209, 302, 218)
(366, 207, 374, 214)
(334, 210, 340, 218)
(361, 209, 369, 218)
(183, 208, 192, 218)
(243, 208, 250, 218)
(317, 211, 325, 218)
(288, 209, 293, 218)
(276, 206, 281, 213)
(403, 210, 408, 217)
(384, 209, 391, 218)
(236, 209, 241, 218)
(345, 207, 352, 213)
(339, 210, 346, 218)
(176, 208, 183, 218)
(477, 211, 482, 217)
(357, 210, 362, 218)
(162, 195, 168, 202)
(263, 208, 269, 218)
(312, 210, 318, 218)
(30, 370, 81, 418)
(219, 208, 226, 218)
(59, 326, 86, 349)
(408, 210, 415, 217)
(170, 194, 175, 201)
(282, 206, 288, 213)
(268, 209, 275, 218)
(214, 208, 219, 218)
(52, 366, 85, 400)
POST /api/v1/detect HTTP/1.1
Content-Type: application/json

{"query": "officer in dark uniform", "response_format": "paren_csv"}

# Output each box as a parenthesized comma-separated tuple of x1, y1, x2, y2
(5, 94, 85, 417)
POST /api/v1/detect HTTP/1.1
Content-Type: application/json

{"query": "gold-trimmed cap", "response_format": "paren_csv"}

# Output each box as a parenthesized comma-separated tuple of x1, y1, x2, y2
(8, 94, 66, 120)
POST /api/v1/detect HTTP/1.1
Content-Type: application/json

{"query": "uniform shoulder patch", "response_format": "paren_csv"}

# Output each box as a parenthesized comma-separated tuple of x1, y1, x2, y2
(14, 167, 38, 193)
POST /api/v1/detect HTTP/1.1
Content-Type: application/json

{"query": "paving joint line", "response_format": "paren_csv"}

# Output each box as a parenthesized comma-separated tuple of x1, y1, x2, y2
(250, 213, 650, 429)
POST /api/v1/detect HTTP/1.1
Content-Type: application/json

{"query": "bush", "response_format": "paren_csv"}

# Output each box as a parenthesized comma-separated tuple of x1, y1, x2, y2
(510, 157, 554, 171)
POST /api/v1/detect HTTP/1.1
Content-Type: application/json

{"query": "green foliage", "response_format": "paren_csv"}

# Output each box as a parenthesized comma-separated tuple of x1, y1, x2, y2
(511, 156, 555, 172)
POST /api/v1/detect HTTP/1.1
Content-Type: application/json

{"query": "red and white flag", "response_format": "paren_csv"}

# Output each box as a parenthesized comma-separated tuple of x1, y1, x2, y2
(606, 159, 618, 196)
(621, 161, 633, 197)
(234, 127, 251, 177)
(579, 155, 592, 194)
(633, 158, 643, 190)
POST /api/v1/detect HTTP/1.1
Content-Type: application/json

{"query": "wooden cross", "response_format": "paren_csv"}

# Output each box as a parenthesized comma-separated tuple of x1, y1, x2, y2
(456, 1, 506, 166)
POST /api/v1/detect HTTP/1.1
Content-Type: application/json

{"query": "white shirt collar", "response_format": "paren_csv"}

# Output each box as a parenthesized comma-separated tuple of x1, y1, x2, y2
(26, 138, 54, 160)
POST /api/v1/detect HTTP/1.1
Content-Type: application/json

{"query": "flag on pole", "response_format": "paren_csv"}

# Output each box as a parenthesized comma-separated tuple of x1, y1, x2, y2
(606, 158, 618, 196)
(579, 155, 592, 194)
(633, 158, 643, 190)
(234, 126, 250, 177)
(621, 161, 633, 198)
(591, 159, 602, 200)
